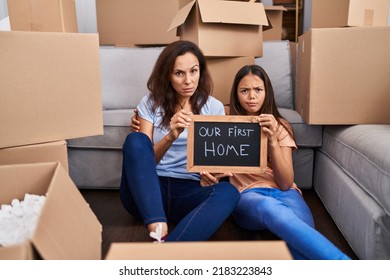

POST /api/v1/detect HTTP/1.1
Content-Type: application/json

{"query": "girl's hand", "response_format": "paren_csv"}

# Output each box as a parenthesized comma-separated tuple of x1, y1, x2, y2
(257, 114, 280, 145)
(130, 108, 140, 132)
(200, 171, 233, 187)
(168, 110, 193, 141)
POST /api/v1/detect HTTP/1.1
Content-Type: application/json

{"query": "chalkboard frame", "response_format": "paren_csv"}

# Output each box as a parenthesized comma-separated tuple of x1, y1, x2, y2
(187, 115, 268, 173)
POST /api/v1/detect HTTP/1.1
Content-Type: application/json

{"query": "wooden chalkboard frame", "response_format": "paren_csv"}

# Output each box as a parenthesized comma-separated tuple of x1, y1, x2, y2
(187, 115, 268, 173)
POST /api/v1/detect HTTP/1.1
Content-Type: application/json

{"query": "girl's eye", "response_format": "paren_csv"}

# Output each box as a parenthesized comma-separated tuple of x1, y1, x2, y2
(255, 88, 264, 93)
(240, 89, 248, 94)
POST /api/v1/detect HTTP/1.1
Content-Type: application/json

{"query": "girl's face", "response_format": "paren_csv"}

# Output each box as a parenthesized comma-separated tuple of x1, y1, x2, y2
(237, 73, 265, 116)
(170, 52, 200, 100)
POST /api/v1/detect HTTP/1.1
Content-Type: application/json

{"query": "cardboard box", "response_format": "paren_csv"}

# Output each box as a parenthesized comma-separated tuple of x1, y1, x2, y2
(169, 0, 269, 57)
(105, 241, 292, 260)
(0, 140, 69, 172)
(0, 162, 102, 260)
(264, 5, 287, 41)
(8, 0, 78, 32)
(0, 242, 34, 260)
(0, 31, 103, 149)
(311, 0, 389, 28)
(207, 56, 255, 105)
(296, 27, 390, 125)
(96, 0, 180, 46)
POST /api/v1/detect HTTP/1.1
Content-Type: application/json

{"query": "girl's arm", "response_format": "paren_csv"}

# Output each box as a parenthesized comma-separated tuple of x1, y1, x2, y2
(258, 114, 294, 190)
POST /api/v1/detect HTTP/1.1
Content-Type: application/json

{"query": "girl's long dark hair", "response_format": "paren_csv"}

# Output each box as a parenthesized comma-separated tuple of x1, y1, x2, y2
(229, 65, 294, 139)
(147, 40, 213, 128)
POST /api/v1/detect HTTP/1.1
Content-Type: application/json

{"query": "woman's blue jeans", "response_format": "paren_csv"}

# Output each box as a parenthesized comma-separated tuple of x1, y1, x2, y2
(232, 188, 351, 260)
(119, 132, 240, 241)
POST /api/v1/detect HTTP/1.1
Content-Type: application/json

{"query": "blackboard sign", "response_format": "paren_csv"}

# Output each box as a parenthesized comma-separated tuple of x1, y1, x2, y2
(187, 115, 267, 173)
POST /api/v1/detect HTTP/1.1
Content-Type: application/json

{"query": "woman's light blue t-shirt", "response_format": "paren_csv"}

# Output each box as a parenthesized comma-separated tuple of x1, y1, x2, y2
(137, 94, 225, 181)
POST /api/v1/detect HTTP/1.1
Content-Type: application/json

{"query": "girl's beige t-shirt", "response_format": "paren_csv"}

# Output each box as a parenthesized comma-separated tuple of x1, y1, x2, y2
(230, 123, 300, 194)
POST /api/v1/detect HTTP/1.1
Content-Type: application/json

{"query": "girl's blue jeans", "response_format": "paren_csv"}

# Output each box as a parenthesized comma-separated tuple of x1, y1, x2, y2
(232, 188, 351, 260)
(119, 132, 240, 241)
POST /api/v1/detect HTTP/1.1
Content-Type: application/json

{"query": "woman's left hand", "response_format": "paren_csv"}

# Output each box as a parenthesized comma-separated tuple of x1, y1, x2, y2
(200, 171, 233, 187)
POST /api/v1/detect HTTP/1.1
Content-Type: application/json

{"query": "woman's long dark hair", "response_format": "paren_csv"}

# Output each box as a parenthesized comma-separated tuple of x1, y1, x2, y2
(147, 40, 213, 128)
(229, 65, 294, 139)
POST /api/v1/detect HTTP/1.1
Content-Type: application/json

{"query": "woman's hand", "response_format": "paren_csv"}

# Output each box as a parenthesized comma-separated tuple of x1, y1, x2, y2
(200, 171, 233, 187)
(130, 108, 140, 132)
(168, 110, 193, 141)
(257, 114, 280, 146)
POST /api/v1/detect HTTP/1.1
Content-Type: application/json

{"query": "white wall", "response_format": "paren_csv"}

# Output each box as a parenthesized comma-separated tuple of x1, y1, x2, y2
(76, 0, 97, 33)
(303, 0, 312, 33)
(0, 0, 8, 20)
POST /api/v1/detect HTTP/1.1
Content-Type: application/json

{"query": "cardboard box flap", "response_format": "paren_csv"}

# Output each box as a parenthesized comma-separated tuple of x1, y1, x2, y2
(0, 31, 103, 149)
(198, 0, 268, 26)
(169, 0, 268, 31)
(168, 0, 195, 31)
(31, 162, 102, 260)
(0, 163, 56, 204)
(0, 242, 34, 260)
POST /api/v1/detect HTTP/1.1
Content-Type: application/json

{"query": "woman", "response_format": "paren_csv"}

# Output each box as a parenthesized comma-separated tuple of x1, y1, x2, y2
(201, 65, 351, 260)
(120, 40, 240, 242)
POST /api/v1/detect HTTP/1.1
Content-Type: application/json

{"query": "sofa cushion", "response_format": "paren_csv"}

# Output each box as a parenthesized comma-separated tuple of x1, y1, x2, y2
(320, 125, 390, 215)
(256, 40, 294, 109)
(100, 46, 164, 110)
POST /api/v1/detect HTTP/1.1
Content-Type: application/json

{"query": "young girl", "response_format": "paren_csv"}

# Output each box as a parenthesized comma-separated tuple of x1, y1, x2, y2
(201, 65, 351, 260)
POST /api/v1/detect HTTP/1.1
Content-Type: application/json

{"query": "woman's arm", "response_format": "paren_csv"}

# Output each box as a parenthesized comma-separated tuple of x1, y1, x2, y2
(138, 110, 192, 163)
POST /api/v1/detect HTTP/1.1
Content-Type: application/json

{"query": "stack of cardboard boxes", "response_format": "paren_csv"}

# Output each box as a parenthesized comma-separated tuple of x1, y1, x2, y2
(296, 0, 390, 124)
(95, 0, 286, 106)
(0, 0, 103, 259)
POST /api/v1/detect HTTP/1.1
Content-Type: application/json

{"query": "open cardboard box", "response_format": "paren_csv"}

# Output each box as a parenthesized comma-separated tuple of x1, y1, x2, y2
(169, 0, 269, 57)
(0, 162, 102, 260)
(105, 241, 292, 260)
(7, 0, 78, 32)
(296, 26, 390, 124)
(96, 0, 180, 46)
(264, 5, 287, 41)
(207, 56, 255, 105)
(311, 0, 389, 28)
(0, 140, 69, 172)
(0, 30, 103, 149)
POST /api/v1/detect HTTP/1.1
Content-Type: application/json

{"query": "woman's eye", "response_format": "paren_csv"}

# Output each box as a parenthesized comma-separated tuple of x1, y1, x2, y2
(190, 68, 198, 75)
(175, 71, 184, 77)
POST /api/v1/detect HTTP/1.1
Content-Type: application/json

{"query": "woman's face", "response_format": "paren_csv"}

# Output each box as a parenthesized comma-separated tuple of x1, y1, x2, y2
(237, 73, 265, 116)
(170, 52, 200, 100)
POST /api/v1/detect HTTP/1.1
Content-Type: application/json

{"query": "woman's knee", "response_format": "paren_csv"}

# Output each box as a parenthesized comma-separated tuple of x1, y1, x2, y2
(123, 132, 151, 155)
(214, 182, 240, 205)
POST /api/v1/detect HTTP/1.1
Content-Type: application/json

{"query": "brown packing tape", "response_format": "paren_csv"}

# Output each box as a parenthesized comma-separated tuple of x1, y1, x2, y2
(364, 9, 374, 26)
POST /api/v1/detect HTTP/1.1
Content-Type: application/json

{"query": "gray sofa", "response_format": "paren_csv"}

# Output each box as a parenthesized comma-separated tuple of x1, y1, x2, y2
(67, 40, 390, 260)
(67, 40, 322, 190)
(314, 125, 390, 259)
